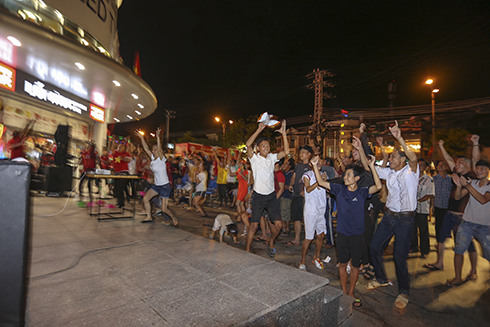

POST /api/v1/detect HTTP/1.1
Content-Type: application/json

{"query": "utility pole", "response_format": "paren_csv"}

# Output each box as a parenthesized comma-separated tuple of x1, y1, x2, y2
(306, 68, 335, 152)
(165, 109, 176, 145)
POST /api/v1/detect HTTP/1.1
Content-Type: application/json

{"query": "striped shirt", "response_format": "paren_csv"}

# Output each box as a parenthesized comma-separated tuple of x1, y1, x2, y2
(433, 174, 452, 209)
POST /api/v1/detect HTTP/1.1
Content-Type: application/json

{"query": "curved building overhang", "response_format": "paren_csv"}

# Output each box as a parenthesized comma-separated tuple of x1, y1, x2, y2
(0, 10, 157, 124)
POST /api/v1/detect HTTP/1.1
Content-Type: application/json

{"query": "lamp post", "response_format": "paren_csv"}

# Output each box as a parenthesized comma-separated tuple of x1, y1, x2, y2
(425, 79, 439, 155)
(215, 117, 233, 139)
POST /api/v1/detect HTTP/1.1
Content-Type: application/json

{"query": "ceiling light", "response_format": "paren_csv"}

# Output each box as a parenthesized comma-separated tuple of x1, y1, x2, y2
(131, 94, 139, 99)
(137, 104, 144, 108)
(113, 118, 120, 122)
(75, 62, 85, 70)
(113, 80, 121, 87)
(127, 115, 133, 119)
(7, 36, 21, 47)
(98, 46, 106, 53)
(81, 38, 89, 46)
(135, 110, 141, 115)
(38, 0, 47, 8)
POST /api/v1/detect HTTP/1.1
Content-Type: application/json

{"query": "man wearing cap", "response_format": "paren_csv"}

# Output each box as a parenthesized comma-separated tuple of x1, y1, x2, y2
(286, 145, 313, 246)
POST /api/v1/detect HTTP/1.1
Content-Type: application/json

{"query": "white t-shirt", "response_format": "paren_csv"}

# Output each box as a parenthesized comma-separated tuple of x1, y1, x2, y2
(302, 170, 326, 216)
(212, 214, 233, 235)
(250, 152, 278, 195)
(227, 165, 237, 183)
(376, 164, 419, 212)
(463, 180, 490, 226)
(196, 171, 207, 192)
(151, 154, 169, 186)
(416, 174, 435, 214)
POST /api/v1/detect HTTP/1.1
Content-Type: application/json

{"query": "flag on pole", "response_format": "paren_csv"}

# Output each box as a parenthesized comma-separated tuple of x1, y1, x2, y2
(133, 51, 141, 77)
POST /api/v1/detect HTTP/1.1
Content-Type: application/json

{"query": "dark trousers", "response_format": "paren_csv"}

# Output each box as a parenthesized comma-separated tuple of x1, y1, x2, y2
(370, 210, 414, 296)
(79, 172, 97, 202)
(411, 213, 430, 255)
(434, 207, 446, 241)
(362, 196, 382, 264)
(114, 172, 129, 207)
(218, 183, 227, 205)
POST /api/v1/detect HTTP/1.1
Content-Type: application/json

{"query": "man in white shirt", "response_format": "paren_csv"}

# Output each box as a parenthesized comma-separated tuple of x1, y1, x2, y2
(411, 159, 434, 258)
(245, 120, 289, 258)
(365, 121, 419, 310)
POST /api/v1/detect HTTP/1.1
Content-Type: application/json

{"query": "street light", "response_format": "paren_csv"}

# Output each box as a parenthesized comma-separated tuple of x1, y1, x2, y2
(425, 79, 439, 156)
(215, 117, 233, 139)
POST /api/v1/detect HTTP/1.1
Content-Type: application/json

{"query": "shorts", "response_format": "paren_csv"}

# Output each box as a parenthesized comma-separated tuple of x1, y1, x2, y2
(280, 197, 292, 221)
(151, 183, 171, 198)
(194, 191, 205, 197)
(304, 211, 327, 240)
(438, 211, 476, 253)
(291, 196, 304, 222)
(251, 191, 281, 223)
(337, 232, 366, 268)
(454, 220, 490, 260)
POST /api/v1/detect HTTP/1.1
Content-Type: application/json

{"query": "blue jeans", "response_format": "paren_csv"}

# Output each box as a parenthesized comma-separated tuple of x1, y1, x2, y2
(370, 210, 414, 295)
(455, 220, 490, 261)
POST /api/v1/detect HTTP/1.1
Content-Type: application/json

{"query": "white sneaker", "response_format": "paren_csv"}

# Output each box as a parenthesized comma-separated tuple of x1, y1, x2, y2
(299, 264, 307, 271)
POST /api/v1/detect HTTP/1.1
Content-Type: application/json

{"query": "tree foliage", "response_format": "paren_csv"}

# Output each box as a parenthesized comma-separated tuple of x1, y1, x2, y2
(222, 115, 277, 149)
(434, 128, 472, 158)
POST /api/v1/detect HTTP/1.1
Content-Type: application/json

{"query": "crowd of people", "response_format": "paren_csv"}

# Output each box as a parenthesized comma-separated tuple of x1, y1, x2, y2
(6, 118, 490, 311)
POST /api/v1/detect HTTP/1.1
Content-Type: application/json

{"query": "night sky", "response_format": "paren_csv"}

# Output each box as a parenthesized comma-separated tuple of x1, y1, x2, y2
(114, 0, 490, 136)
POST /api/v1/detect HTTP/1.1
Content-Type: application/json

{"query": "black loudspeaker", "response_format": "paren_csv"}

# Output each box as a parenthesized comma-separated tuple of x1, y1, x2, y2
(39, 166, 72, 192)
(0, 161, 31, 326)
(54, 125, 69, 166)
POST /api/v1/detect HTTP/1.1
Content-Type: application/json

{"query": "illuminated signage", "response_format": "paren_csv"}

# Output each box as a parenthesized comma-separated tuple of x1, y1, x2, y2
(89, 104, 105, 123)
(15, 69, 91, 119)
(0, 62, 15, 92)
(24, 80, 87, 115)
(0, 38, 15, 66)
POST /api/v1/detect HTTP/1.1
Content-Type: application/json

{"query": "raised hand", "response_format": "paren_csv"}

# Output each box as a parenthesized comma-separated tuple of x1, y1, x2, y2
(459, 175, 470, 187)
(471, 134, 480, 145)
(156, 127, 162, 137)
(438, 139, 444, 147)
(367, 154, 376, 166)
(389, 120, 400, 139)
(258, 122, 266, 132)
(276, 120, 287, 134)
(311, 155, 319, 166)
(359, 123, 366, 134)
(352, 136, 361, 150)
(134, 129, 144, 138)
(452, 173, 461, 186)
(376, 136, 384, 147)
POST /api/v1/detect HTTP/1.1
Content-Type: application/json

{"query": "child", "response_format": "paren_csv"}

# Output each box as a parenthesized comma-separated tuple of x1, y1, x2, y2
(245, 120, 289, 258)
(299, 157, 327, 271)
(209, 214, 239, 244)
(311, 136, 382, 308)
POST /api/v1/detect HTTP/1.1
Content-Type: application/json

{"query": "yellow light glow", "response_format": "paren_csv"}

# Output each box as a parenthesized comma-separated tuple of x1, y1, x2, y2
(215, 117, 220, 122)
(340, 148, 344, 153)
(229, 120, 233, 124)
(425, 79, 433, 85)
(138, 131, 144, 136)
(341, 131, 345, 135)
(432, 88, 440, 93)
(340, 123, 345, 128)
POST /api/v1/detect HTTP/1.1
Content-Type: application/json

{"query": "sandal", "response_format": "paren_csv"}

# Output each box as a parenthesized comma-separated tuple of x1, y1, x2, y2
(363, 266, 375, 280)
(446, 279, 464, 288)
(285, 241, 300, 246)
(353, 298, 362, 308)
(394, 294, 409, 309)
(465, 273, 478, 281)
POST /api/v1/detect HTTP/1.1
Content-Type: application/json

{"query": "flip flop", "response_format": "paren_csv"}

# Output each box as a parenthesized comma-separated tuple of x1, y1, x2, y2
(465, 274, 478, 281)
(285, 241, 300, 246)
(254, 238, 268, 242)
(353, 298, 362, 308)
(141, 219, 154, 223)
(423, 264, 442, 271)
(394, 295, 409, 309)
(446, 279, 464, 288)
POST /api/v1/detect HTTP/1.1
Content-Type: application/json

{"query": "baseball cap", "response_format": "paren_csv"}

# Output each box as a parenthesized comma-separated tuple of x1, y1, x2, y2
(300, 145, 313, 154)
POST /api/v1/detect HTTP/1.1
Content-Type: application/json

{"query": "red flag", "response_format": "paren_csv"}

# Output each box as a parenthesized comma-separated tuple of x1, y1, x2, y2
(133, 51, 141, 77)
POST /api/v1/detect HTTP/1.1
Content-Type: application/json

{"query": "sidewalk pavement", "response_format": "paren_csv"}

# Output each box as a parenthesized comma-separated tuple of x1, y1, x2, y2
(26, 194, 490, 326)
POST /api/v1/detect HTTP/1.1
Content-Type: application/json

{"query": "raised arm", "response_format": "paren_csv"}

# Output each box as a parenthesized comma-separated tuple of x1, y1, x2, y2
(155, 127, 164, 160)
(352, 136, 370, 171)
(390, 120, 417, 171)
(311, 156, 330, 190)
(438, 139, 455, 172)
(276, 120, 289, 160)
(246, 123, 266, 159)
(376, 136, 389, 168)
(471, 134, 481, 172)
(135, 129, 152, 158)
(367, 154, 383, 194)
